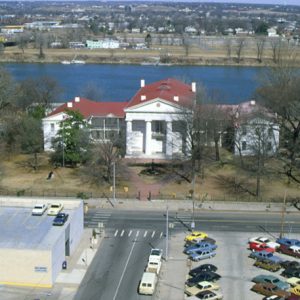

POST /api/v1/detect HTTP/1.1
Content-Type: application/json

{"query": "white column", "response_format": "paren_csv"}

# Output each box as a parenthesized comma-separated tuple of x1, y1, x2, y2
(145, 121, 152, 155)
(166, 121, 172, 157)
(126, 120, 132, 155)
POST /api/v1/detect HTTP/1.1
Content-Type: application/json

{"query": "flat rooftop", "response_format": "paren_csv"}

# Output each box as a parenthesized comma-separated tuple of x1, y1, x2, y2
(0, 206, 74, 250)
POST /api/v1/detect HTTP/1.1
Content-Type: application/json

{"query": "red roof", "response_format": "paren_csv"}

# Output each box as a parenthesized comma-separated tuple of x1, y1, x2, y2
(47, 97, 128, 118)
(126, 78, 196, 108)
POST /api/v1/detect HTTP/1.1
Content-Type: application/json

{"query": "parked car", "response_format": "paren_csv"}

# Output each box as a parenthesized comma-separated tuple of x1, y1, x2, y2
(252, 275, 290, 290)
(185, 272, 221, 287)
(288, 294, 300, 300)
(187, 290, 223, 300)
(149, 248, 162, 262)
(189, 264, 218, 277)
(249, 242, 275, 253)
(32, 203, 47, 216)
(189, 249, 216, 262)
(276, 238, 300, 248)
(184, 242, 217, 255)
(185, 280, 220, 296)
(278, 245, 300, 258)
(282, 268, 300, 278)
(290, 285, 300, 296)
(249, 236, 280, 249)
(251, 282, 291, 298)
(250, 250, 283, 263)
(53, 213, 68, 226)
(281, 261, 300, 270)
(287, 277, 300, 287)
(185, 231, 208, 242)
(254, 259, 281, 272)
(47, 203, 63, 216)
(262, 296, 285, 300)
(186, 237, 217, 247)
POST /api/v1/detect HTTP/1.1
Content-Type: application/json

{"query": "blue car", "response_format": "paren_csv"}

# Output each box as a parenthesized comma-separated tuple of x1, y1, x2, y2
(252, 274, 290, 291)
(53, 213, 69, 226)
(249, 250, 283, 264)
(276, 237, 300, 247)
(189, 249, 216, 261)
(184, 242, 217, 255)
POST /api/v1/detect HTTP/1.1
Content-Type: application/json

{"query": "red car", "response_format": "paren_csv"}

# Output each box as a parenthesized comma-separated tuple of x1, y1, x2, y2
(249, 242, 275, 253)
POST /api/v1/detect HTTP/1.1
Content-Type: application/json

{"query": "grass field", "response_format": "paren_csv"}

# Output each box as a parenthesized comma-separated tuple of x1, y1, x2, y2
(0, 152, 299, 203)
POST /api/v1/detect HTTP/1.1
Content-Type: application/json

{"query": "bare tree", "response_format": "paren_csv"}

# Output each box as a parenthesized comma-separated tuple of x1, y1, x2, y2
(182, 34, 191, 57)
(17, 32, 31, 54)
(224, 37, 232, 60)
(269, 37, 283, 64)
(235, 37, 246, 63)
(255, 36, 266, 63)
(0, 68, 16, 112)
(80, 82, 103, 101)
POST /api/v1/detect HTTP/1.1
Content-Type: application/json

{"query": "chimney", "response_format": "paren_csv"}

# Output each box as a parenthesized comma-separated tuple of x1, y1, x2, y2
(191, 82, 196, 93)
(173, 96, 179, 102)
(141, 79, 145, 88)
(75, 96, 80, 102)
(67, 102, 73, 108)
(141, 95, 146, 101)
(250, 100, 256, 106)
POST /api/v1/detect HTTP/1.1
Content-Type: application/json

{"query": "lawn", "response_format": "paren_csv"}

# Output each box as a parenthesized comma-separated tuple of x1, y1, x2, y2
(0, 152, 299, 203)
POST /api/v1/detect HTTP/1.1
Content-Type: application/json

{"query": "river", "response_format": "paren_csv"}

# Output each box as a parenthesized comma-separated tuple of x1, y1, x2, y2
(2, 63, 265, 104)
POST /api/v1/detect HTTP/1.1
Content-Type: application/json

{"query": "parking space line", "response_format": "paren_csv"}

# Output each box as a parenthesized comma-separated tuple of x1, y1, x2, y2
(114, 229, 118, 237)
(120, 230, 125, 237)
(151, 231, 155, 238)
(136, 230, 140, 237)
(128, 230, 132, 237)
(144, 231, 148, 238)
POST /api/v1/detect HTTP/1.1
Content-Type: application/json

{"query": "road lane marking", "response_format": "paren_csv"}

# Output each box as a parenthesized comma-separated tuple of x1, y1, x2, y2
(151, 231, 155, 238)
(136, 230, 140, 237)
(114, 230, 118, 237)
(121, 230, 125, 237)
(128, 230, 132, 237)
(160, 232, 163, 238)
(144, 231, 148, 238)
(112, 240, 136, 300)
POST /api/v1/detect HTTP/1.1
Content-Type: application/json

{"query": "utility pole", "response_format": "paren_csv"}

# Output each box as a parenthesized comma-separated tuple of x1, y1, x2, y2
(112, 162, 116, 202)
(62, 122, 65, 167)
(166, 201, 169, 261)
(280, 190, 287, 238)
(191, 168, 195, 231)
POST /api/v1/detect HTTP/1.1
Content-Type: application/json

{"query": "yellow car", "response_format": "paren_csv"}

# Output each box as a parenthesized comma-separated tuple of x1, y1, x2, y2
(290, 285, 300, 296)
(185, 231, 208, 242)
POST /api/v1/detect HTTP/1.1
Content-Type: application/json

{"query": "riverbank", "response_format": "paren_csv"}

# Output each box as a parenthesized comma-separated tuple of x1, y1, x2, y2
(1, 45, 299, 67)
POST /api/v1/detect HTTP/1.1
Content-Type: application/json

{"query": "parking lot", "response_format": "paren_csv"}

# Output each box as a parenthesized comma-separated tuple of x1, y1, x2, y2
(160, 230, 299, 300)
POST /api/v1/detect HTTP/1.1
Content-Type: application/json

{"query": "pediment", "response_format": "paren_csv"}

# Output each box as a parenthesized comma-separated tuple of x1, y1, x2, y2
(125, 98, 185, 114)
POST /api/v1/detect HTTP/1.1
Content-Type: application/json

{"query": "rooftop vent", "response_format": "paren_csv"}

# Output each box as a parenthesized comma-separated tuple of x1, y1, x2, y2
(75, 96, 80, 102)
(174, 96, 179, 102)
(67, 102, 73, 108)
(141, 79, 145, 88)
(141, 95, 146, 101)
(191, 82, 196, 93)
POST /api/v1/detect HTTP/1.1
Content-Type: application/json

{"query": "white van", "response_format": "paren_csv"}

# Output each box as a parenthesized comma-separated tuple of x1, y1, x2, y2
(138, 272, 157, 295)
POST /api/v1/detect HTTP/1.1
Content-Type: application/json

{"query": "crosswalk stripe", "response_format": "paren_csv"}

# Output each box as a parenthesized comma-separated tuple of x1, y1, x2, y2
(114, 229, 118, 237)
(160, 232, 163, 239)
(128, 230, 132, 237)
(121, 230, 125, 237)
(136, 230, 140, 237)
(151, 231, 155, 238)
(144, 231, 148, 237)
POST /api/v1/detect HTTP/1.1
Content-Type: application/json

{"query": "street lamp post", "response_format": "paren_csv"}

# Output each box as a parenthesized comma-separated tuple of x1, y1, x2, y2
(191, 170, 195, 230)
(165, 201, 169, 261)
(112, 162, 116, 202)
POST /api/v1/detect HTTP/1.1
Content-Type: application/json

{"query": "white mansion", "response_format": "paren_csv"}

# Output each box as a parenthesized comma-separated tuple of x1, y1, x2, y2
(42, 78, 279, 159)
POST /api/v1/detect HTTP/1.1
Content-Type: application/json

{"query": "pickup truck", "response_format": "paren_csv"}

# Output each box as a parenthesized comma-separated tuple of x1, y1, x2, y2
(250, 250, 283, 264)
(278, 245, 300, 258)
(146, 258, 161, 275)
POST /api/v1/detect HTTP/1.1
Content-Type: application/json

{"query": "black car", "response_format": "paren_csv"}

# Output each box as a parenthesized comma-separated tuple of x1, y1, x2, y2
(185, 271, 221, 287)
(281, 260, 300, 270)
(53, 213, 69, 226)
(189, 264, 218, 277)
(195, 290, 222, 299)
(281, 267, 300, 278)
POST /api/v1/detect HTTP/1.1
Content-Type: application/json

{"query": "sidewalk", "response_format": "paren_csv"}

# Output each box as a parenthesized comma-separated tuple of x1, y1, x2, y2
(157, 232, 187, 300)
(48, 228, 103, 300)
(86, 198, 299, 213)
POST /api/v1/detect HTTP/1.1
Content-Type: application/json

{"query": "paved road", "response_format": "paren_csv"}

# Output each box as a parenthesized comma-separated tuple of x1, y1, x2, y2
(76, 209, 300, 300)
